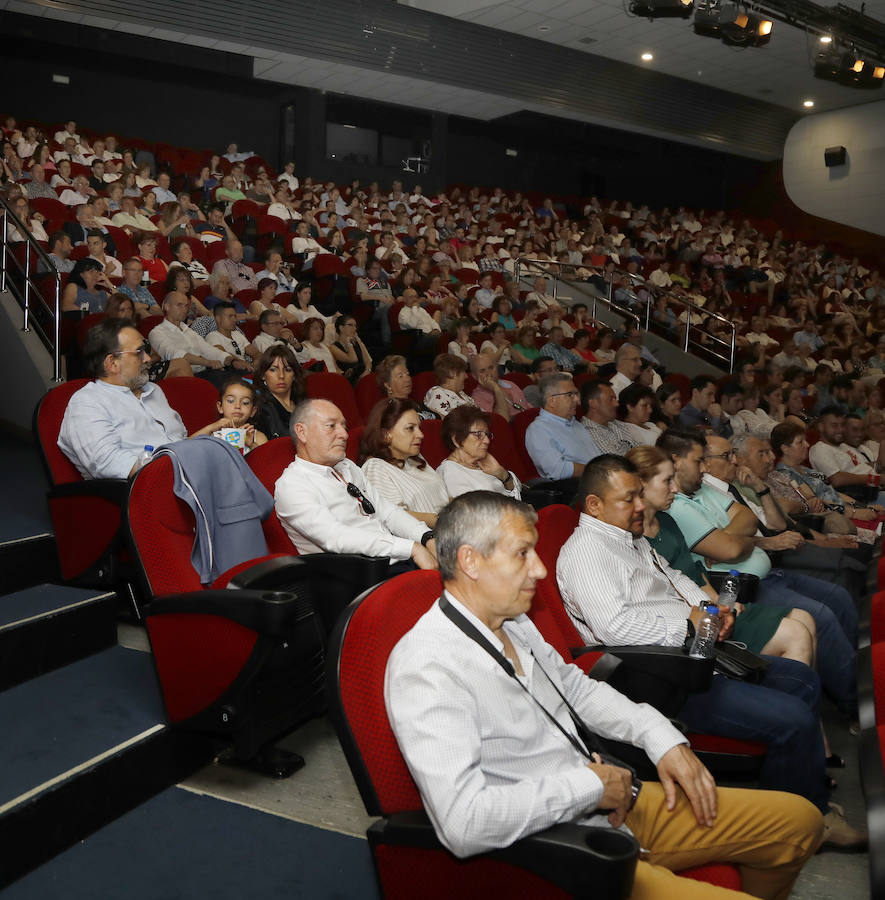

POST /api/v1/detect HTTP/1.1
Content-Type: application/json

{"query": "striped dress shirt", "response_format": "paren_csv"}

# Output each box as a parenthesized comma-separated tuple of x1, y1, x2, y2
(557, 513, 708, 647)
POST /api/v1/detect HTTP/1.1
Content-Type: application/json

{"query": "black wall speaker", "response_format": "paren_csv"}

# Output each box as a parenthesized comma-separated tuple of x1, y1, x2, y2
(824, 146, 847, 167)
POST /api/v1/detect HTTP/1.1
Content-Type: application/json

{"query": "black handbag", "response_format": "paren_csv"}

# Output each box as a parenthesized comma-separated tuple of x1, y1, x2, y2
(712, 642, 770, 683)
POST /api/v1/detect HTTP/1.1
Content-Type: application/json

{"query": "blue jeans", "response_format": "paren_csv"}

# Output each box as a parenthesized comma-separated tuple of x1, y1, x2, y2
(758, 569, 857, 716)
(679, 656, 829, 813)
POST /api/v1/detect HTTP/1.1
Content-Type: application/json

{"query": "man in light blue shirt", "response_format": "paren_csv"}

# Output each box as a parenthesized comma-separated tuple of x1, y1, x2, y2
(525, 374, 601, 482)
(58, 319, 187, 479)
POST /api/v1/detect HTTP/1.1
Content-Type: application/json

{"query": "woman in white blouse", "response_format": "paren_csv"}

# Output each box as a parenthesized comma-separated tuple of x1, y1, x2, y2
(285, 282, 337, 342)
(359, 398, 449, 526)
(299, 317, 340, 374)
(617, 383, 662, 446)
(424, 354, 477, 418)
(437, 405, 521, 499)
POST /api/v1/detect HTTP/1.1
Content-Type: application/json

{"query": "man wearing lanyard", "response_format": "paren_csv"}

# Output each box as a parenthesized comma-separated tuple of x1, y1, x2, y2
(385, 490, 825, 896)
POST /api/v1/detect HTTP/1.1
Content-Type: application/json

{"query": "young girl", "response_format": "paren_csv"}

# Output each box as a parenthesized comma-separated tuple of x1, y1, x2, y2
(193, 377, 268, 453)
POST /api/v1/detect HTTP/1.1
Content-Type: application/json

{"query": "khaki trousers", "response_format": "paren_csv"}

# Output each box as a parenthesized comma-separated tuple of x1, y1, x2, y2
(625, 784, 824, 900)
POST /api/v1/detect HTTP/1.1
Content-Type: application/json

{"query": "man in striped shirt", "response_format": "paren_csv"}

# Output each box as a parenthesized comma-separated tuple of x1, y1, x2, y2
(555, 454, 864, 849)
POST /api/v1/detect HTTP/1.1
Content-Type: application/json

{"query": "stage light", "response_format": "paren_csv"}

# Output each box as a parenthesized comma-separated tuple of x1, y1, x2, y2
(814, 49, 885, 87)
(720, 9, 773, 45)
(630, 0, 694, 18)
(819, 34, 833, 43)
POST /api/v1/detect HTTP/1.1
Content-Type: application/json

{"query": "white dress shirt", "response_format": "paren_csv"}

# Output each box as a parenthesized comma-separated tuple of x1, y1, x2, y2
(58, 380, 187, 479)
(209, 328, 251, 361)
(609, 371, 633, 399)
(149, 319, 230, 372)
(385, 591, 686, 857)
(274, 456, 429, 561)
(557, 513, 707, 646)
(361, 457, 450, 514)
(436, 459, 521, 499)
(398, 305, 440, 334)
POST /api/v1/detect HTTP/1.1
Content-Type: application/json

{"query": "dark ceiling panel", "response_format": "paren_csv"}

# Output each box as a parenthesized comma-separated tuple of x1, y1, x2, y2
(21, 0, 799, 157)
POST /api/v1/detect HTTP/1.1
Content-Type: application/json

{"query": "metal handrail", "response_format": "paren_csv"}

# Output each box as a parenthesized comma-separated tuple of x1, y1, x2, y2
(513, 256, 641, 330)
(605, 266, 738, 373)
(0, 196, 62, 381)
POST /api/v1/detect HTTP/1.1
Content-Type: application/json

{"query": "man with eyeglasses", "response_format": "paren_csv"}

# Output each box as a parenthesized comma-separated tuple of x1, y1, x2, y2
(525, 374, 601, 493)
(274, 399, 437, 574)
(118, 258, 161, 319)
(58, 319, 186, 479)
(660, 428, 860, 736)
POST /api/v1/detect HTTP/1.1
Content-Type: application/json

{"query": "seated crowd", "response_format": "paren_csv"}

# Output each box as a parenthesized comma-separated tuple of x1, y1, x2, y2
(9, 113, 885, 895)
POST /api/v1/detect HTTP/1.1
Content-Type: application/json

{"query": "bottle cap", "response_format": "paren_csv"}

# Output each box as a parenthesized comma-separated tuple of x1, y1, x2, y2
(144, 445, 154, 452)
(729, 569, 739, 576)
(705, 604, 719, 614)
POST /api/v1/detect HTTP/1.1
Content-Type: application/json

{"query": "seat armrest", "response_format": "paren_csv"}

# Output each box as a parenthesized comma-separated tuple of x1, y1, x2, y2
(374, 811, 638, 900)
(49, 478, 130, 504)
(858, 645, 876, 731)
(573, 645, 714, 693)
(145, 589, 306, 636)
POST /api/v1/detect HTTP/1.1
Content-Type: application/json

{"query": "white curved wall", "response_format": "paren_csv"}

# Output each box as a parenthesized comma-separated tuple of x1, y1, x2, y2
(783, 100, 885, 238)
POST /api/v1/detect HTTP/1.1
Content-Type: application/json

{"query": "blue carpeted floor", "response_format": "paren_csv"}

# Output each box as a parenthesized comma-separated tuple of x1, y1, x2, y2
(5, 785, 380, 899)
(0, 437, 52, 541)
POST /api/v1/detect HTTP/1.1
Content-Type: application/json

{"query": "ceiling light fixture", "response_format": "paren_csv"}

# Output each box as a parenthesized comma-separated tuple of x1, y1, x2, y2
(819, 34, 833, 43)
(803, 98, 815, 107)
(641, 51, 654, 60)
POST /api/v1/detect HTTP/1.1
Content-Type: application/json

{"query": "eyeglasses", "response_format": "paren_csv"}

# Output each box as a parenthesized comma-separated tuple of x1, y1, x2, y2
(111, 340, 151, 358)
(467, 430, 493, 440)
(704, 450, 736, 461)
(550, 390, 579, 400)
(346, 482, 375, 516)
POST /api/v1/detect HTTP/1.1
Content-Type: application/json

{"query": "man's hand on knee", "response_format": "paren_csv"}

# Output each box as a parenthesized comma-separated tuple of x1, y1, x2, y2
(657, 744, 718, 828)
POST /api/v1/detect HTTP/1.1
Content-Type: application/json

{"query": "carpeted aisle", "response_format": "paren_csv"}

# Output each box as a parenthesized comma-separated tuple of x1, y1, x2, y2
(5, 785, 380, 899)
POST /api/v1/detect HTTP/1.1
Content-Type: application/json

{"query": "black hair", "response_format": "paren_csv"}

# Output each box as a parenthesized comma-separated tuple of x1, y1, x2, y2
(576, 454, 638, 509)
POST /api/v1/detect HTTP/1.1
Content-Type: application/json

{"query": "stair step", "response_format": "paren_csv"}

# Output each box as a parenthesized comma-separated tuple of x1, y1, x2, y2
(0, 534, 59, 594)
(0, 583, 117, 691)
(0, 646, 211, 888)
(3, 786, 378, 899)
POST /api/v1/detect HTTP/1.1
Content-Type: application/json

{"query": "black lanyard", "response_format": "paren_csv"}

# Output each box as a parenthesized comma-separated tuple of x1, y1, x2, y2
(439, 595, 616, 766)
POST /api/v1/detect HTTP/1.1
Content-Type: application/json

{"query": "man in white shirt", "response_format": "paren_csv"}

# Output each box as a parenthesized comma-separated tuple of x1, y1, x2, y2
(58, 319, 187, 479)
(208, 301, 259, 366)
(374, 231, 407, 265)
(397, 288, 440, 335)
(255, 250, 296, 294)
(149, 293, 247, 377)
(86, 230, 122, 278)
(609, 344, 642, 398)
(579, 381, 635, 454)
(810, 407, 885, 504)
(59, 176, 95, 207)
(274, 399, 436, 571)
(648, 261, 673, 289)
(290, 221, 328, 260)
(278, 161, 299, 191)
(252, 309, 305, 356)
(386, 490, 823, 888)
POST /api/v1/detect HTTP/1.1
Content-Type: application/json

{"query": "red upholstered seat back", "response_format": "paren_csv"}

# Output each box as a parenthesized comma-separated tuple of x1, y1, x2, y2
(35, 379, 90, 486)
(529, 505, 586, 653)
(510, 407, 541, 479)
(488, 412, 530, 482)
(157, 377, 218, 435)
(245, 437, 298, 554)
(346, 425, 365, 463)
(873, 642, 885, 726)
(127, 455, 204, 595)
(417, 418, 446, 467)
(334, 569, 444, 815)
(355, 375, 384, 420)
(305, 372, 364, 426)
(410, 371, 437, 405)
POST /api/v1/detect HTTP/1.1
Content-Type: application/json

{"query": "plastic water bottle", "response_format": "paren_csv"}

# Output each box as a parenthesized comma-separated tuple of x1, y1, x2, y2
(134, 445, 154, 472)
(689, 604, 721, 659)
(717, 570, 741, 611)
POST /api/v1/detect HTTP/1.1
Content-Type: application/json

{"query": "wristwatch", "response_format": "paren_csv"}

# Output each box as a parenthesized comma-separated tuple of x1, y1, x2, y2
(757, 487, 771, 497)
(420, 530, 435, 547)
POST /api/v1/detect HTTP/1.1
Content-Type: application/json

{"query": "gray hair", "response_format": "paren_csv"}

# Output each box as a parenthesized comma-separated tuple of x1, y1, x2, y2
(615, 343, 640, 364)
(538, 372, 573, 407)
(288, 398, 321, 446)
(208, 269, 231, 296)
(436, 492, 537, 581)
(730, 432, 757, 458)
